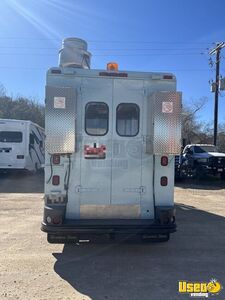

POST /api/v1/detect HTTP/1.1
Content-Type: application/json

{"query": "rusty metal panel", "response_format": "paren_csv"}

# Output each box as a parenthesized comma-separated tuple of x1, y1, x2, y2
(153, 91, 182, 154)
(45, 86, 76, 154)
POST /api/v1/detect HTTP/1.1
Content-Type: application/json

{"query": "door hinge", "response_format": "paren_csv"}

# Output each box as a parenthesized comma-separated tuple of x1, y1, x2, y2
(75, 185, 101, 193)
(140, 186, 146, 194)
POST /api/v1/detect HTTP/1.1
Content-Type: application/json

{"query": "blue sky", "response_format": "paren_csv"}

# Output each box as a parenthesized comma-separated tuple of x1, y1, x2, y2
(0, 0, 225, 125)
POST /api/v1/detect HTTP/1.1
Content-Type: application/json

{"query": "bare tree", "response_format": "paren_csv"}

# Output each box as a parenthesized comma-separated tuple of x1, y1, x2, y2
(0, 83, 6, 97)
(182, 97, 208, 144)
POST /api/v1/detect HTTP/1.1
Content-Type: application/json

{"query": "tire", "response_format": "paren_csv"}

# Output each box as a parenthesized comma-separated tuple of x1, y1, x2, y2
(179, 162, 195, 179)
(182, 163, 205, 180)
(179, 164, 187, 180)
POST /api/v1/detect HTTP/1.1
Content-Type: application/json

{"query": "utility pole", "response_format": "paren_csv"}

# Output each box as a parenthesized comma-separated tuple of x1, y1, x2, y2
(209, 42, 225, 146)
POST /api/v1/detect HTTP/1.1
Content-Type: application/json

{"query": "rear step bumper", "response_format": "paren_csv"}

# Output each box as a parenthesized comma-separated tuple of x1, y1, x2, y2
(41, 206, 176, 243)
(41, 219, 176, 235)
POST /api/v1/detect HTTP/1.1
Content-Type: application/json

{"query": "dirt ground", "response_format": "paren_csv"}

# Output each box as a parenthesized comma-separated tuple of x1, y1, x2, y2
(0, 173, 225, 300)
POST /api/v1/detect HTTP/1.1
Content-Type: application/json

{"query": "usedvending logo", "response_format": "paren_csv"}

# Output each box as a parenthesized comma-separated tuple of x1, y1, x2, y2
(178, 279, 222, 298)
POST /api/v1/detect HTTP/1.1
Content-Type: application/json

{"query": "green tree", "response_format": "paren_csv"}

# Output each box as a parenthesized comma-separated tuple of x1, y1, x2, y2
(0, 86, 44, 127)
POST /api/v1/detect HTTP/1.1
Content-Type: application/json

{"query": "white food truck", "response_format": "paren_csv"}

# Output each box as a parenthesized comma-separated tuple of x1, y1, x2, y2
(42, 38, 182, 243)
(0, 119, 44, 172)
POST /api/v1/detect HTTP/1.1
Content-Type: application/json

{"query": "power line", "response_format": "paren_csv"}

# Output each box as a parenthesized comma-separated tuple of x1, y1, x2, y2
(0, 66, 211, 72)
(93, 48, 206, 51)
(0, 52, 202, 57)
(0, 36, 213, 44)
(0, 46, 58, 50)
(0, 37, 61, 40)
(95, 53, 203, 56)
(0, 53, 56, 56)
(88, 40, 213, 45)
(0, 46, 206, 51)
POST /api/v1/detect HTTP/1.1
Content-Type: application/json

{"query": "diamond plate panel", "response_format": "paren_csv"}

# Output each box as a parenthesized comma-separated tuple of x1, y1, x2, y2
(45, 86, 76, 154)
(153, 91, 182, 154)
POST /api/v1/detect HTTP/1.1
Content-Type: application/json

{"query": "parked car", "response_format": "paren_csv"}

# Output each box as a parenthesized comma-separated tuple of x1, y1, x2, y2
(0, 119, 45, 172)
(178, 144, 225, 179)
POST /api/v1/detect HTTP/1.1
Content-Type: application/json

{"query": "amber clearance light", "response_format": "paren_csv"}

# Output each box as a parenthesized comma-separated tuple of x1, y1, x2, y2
(107, 62, 118, 71)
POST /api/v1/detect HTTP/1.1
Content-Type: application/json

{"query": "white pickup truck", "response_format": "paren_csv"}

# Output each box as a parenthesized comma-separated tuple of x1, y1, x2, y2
(179, 144, 225, 179)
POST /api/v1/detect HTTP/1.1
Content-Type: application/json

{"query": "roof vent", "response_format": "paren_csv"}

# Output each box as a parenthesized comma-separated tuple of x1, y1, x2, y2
(59, 37, 91, 69)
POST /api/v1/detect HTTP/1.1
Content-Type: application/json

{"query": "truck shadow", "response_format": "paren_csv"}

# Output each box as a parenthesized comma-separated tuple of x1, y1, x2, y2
(0, 171, 44, 193)
(175, 177, 225, 190)
(53, 205, 225, 300)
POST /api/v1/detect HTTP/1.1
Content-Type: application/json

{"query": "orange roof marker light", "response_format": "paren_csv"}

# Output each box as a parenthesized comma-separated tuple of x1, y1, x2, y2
(107, 62, 118, 71)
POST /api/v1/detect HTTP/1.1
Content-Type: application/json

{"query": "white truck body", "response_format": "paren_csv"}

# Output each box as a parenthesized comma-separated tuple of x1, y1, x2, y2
(42, 38, 182, 243)
(0, 119, 45, 172)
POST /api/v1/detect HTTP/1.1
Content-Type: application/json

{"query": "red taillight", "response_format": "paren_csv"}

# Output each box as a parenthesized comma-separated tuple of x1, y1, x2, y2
(161, 156, 168, 166)
(52, 175, 60, 185)
(52, 216, 62, 225)
(53, 154, 60, 164)
(161, 176, 168, 186)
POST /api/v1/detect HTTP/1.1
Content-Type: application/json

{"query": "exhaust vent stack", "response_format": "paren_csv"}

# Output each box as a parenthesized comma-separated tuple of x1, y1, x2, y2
(59, 37, 91, 69)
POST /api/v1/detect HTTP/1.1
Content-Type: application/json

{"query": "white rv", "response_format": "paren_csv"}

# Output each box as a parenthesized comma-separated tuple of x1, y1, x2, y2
(0, 119, 45, 172)
(42, 38, 182, 243)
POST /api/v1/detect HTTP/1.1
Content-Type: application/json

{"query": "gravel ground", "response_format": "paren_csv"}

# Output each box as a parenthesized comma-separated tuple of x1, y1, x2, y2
(0, 173, 225, 300)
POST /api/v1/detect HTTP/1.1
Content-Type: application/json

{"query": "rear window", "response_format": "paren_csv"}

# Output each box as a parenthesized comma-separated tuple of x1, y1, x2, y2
(0, 131, 23, 143)
(116, 103, 140, 137)
(85, 102, 109, 136)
